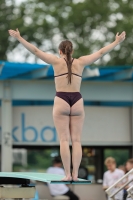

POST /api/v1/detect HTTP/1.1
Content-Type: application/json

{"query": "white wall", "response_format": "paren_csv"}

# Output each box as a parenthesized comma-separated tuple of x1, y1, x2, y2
(83, 106, 131, 145)
(0, 106, 131, 145)
(0, 80, 133, 101)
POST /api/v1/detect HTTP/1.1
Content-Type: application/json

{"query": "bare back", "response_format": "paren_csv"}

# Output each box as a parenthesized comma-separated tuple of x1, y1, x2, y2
(53, 58, 84, 92)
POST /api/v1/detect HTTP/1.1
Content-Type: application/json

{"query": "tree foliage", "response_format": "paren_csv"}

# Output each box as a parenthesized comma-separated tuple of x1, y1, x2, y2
(1, 0, 133, 65)
(104, 149, 129, 171)
(0, 0, 15, 60)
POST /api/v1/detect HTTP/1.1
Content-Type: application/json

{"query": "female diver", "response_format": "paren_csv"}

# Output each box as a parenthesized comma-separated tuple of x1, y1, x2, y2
(8, 28, 126, 181)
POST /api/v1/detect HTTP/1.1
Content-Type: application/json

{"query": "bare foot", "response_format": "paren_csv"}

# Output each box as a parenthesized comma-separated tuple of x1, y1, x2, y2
(61, 176, 72, 181)
(72, 176, 79, 181)
(72, 173, 79, 181)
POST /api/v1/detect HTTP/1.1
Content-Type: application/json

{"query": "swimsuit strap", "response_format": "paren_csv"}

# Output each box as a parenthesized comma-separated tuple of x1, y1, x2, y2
(54, 58, 82, 78)
(54, 72, 82, 78)
(72, 73, 82, 78)
(54, 73, 68, 78)
(64, 58, 82, 77)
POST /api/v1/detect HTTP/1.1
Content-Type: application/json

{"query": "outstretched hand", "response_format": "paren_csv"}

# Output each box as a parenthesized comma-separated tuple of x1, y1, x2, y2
(115, 31, 126, 44)
(8, 28, 21, 40)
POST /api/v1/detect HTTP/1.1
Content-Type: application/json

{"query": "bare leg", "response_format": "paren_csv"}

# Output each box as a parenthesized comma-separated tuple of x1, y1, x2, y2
(70, 98, 85, 181)
(53, 96, 72, 180)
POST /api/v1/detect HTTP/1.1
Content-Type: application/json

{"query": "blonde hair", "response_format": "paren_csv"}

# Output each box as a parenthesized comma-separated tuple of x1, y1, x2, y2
(104, 157, 116, 165)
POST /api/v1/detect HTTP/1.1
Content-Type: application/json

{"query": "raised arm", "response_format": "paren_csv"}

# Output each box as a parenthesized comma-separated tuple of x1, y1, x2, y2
(8, 28, 58, 65)
(79, 31, 126, 66)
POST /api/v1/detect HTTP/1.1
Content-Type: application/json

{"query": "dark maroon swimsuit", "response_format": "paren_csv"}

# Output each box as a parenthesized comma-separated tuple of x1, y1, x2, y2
(54, 58, 82, 107)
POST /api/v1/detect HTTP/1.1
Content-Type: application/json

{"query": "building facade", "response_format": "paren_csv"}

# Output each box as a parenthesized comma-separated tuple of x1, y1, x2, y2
(0, 61, 133, 182)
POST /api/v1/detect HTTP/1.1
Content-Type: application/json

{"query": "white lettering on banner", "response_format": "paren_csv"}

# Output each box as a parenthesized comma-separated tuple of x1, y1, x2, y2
(0, 106, 130, 145)
(0, 113, 57, 143)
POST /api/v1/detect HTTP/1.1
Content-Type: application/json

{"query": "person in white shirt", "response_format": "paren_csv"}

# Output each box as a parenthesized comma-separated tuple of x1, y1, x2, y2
(47, 157, 79, 200)
(103, 157, 124, 200)
(125, 159, 133, 200)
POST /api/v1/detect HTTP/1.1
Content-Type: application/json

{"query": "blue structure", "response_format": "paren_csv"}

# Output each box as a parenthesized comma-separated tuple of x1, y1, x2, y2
(0, 60, 133, 81)
(0, 61, 133, 172)
(0, 61, 133, 107)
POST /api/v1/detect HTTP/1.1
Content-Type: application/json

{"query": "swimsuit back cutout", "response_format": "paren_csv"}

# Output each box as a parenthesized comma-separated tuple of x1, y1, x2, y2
(54, 58, 82, 78)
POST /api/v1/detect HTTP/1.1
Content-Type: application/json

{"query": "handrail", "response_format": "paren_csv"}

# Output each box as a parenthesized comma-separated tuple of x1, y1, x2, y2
(110, 179, 133, 198)
(127, 185, 133, 199)
(106, 168, 133, 195)
(106, 169, 133, 199)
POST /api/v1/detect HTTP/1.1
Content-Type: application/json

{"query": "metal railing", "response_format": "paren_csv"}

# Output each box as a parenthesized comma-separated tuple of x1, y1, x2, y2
(106, 169, 133, 200)
(127, 185, 133, 199)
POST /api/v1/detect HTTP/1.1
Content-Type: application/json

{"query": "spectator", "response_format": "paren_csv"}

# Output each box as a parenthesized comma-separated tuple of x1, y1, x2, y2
(126, 159, 133, 173)
(103, 157, 124, 200)
(118, 165, 126, 174)
(47, 157, 79, 200)
(125, 159, 133, 200)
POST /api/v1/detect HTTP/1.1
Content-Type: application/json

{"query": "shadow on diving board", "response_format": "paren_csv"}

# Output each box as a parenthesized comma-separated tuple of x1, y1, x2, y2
(0, 177, 30, 185)
(0, 177, 35, 199)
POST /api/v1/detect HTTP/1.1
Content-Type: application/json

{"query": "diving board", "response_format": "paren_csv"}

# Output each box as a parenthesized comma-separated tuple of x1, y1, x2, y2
(51, 180, 91, 184)
(0, 172, 91, 184)
(0, 172, 91, 199)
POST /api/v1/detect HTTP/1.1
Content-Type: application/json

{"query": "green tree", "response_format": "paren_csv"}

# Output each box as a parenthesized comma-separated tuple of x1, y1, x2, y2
(27, 149, 52, 169)
(0, 0, 15, 60)
(1, 0, 133, 65)
(104, 149, 129, 171)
